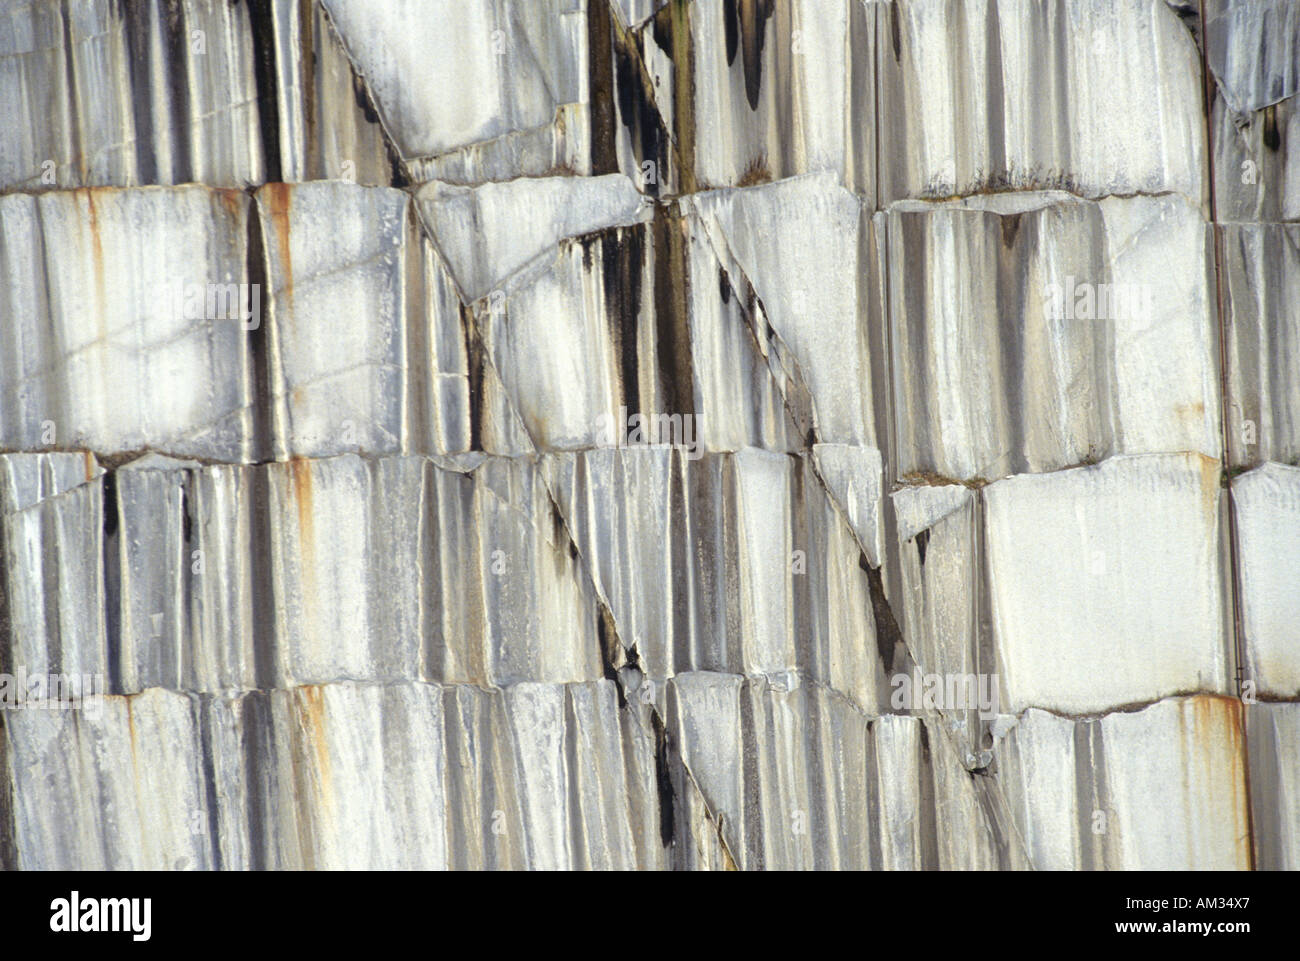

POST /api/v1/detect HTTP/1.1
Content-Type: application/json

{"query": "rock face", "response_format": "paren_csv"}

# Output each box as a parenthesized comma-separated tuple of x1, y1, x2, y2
(0, 0, 1296, 871)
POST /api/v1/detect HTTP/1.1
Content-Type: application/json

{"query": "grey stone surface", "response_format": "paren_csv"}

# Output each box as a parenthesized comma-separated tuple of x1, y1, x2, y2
(1, 0, 1296, 871)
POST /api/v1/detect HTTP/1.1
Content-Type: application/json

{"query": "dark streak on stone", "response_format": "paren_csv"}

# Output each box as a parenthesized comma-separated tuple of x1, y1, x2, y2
(594, 226, 645, 416)
(651, 5, 673, 59)
(100, 465, 118, 539)
(651, 711, 676, 848)
(587, 0, 618, 175)
(57, 0, 82, 180)
(562, 690, 589, 866)
(462, 305, 485, 452)
(161, 0, 194, 182)
(298, 0, 316, 177)
(246, 0, 283, 183)
(739, 0, 775, 112)
(890, 0, 902, 63)
(917, 721, 941, 868)
(101, 470, 122, 694)
(657, 1, 696, 193)
(245, 200, 275, 462)
(613, 33, 669, 197)
(119, 0, 157, 183)
(249, 470, 278, 691)
(1000, 211, 1022, 249)
(865, 560, 903, 674)
(983, 0, 1006, 179)
(346, 72, 408, 187)
(723, 0, 740, 66)
(0, 503, 10, 681)
(652, 204, 695, 419)
(351, 72, 381, 125)
(0, 708, 15, 869)
(595, 608, 626, 708)
(180, 484, 192, 544)
(196, 698, 224, 869)
(1263, 104, 1281, 152)
(669, 449, 692, 672)
(915, 527, 929, 567)
(739, 680, 763, 868)
(388, 146, 409, 188)
(241, 692, 271, 870)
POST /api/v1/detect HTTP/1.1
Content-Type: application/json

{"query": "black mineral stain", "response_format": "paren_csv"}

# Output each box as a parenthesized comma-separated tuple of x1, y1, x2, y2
(596, 226, 646, 416)
(245, 0, 283, 183)
(351, 71, 381, 125)
(1000, 212, 1022, 249)
(1263, 104, 1281, 152)
(248, 470, 278, 692)
(865, 558, 903, 674)
(719, 267, 732, 304)
(596, 608, 626, 709)
(890, 0, 902, 62)
(1169, 2, 1199, 28)
(613, 34, 669, 196)
(0, 510, 8, 679)
(915, 528, 930, 567)
(346, 71, 407, 186)
(462, 305, 486, 453)
(653, 1, 696, 193)
(58, 0, 84, 179)
(724, 0, 740, 66)
(181, 485, 192, 544)
(651, 205, 696, 420)
(737, 0, 775, 111)
(240, 692, 273, 871)
(0, 712, 15, 870)
(651, 711, 676, 848)
(101, 470, 121, 695)
(245, 200, 275, 462)
(550, 502, 568, 546)
(587, 0, 618, 175)
(118, 0, 157, 183)
(101, 470, 119, 539)
(160, 0, 194, 182)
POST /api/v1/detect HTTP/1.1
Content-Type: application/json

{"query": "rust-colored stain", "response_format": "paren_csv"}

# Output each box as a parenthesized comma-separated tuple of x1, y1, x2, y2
(736, 154, 771, 187)
(83, 189, 108, 344)
(287, 685, 333, 870)
(290, 455, 314, 548)
(1194, 452, 1221, 521)
(289, 457, 319, 657)
(264, 182, 294, 306)
(299, 684, 333, 798)
(289, 456, 316, 580)
(1187, 694, 1249, 867)
(215, 187, 243, 223)
(82, 450, 94, 482)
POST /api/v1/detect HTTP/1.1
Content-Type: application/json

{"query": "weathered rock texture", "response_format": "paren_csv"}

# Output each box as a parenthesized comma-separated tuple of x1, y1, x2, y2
(0, 0, 1296, 870)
